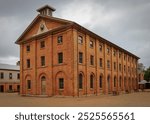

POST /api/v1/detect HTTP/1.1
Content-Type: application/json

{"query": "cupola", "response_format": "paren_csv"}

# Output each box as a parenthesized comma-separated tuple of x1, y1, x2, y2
(37, 5, 56, 17)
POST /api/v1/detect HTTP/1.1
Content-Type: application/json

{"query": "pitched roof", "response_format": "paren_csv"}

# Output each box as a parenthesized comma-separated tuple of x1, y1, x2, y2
(15, 14, 73, 44)
(15, 15, 140, 59)
(0, 63, 20, 71)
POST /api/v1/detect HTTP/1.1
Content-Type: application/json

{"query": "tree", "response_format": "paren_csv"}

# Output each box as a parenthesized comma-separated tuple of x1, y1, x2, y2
(144, 67, 150, 82)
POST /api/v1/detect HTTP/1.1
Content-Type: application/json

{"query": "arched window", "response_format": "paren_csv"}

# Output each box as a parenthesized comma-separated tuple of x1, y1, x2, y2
(99, 75, 103, 88)
(107, 75, 111, 91)
(114, 76, 116, 87)
(41, 76, 46, 81)
(79, 73, 83, 89)
(90, 74, 94, 88)
(119, 76, 122, 87)
(41, 76, 46, 94)
(124, 77, 126, 89)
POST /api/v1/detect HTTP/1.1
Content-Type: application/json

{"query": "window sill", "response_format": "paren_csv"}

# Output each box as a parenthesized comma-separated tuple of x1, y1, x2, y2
(54, 63, 67, 66)
(59, 89, 64, 91)
(57, 43, 63, 45)
(39, 65, 48, 68)
(89, 65, 95, 68)
(25, 68, 32, 70)
(40, 47, 45, 50)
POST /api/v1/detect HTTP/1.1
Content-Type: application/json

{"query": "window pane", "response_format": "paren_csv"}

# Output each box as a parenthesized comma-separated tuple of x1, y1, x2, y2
(79, 52, 83, 63)
(78, 36, 83, 44)
(90, 75, 94, 88)
(41, 56, 45, 66)
(90, 41, 94, 48)
(100, 58, 102, 67)
(17, 73, 20, 79)
(0, 72, 4, 79)
(90, 55, 94, 65)
(79, 74, 83, 89)
(26, 45, 30, 52)
(27, 80, 31, 89)
(59, 78, 64, 89)
(40, 41, 45, 48)
(27, 59, 30, 68)
(58, 53, 63, 63)
(58, 36, 63, 44)
(9, 73, 12, 79)
(99, 75, 102, 88)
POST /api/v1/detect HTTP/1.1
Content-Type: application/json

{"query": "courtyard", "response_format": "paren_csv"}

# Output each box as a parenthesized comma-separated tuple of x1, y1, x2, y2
(0, 90, 150, 107)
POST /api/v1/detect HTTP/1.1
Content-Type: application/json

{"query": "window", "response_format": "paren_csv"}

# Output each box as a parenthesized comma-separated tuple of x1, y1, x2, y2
(90, 74, 94, 88)
(107, 60, 110, 69)
(17, 73, 20, 79)
(119, 52, 121, 58)
(78, 36, 83, 44)
(9, 85, 12, 91)
(124, 65, 126, 72)
(79, 52, 83, 63)
(17, 85, 20, 91)
(27, 80, 31, 89)
(58, 52, 63, 64)
(114, 62, 116, 70)
(58, 36, 63, 44)
(41, 56, 45, 66)
(114, 76, 116, 87)
(99, 44, 102, 52)
(124, 54, 126, 60)
(128, 56, 130, 62)
(0, 72, 4, 79)
(99, 58, 102, 67)
(40, 41, 45, 48)
(26, 45, 30, 52)
(107, 48, 110, 54)
(27, 59, 30, 68)
(59, 78, 64, 89)
(128, 66, 130, 73)
(90, 55, 94, 65)
(9, 73, 12, 79)
(119, 64, 121, 71)
(119, 76, 122, 87)
(90, 41, 94, 48)
(113, 50, 116, 56)
(79, 74, 83, 89)
(99, 75, 103, 88)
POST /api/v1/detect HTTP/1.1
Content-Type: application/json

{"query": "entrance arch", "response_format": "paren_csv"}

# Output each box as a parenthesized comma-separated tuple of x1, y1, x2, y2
(107, 75, 111, 92)
(41, 76, 46, 95)
(0, 85, 4, 92)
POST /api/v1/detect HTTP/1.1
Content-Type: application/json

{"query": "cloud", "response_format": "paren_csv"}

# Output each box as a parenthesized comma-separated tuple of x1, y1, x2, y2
(0, 0, 150, 68)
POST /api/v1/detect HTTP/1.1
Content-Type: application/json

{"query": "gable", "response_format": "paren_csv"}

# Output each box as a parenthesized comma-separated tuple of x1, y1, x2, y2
(16, 15, 72, 43)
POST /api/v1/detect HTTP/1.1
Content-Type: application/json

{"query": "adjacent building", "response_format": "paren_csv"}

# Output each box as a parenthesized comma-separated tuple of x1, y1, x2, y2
(137, 63, 145, 82)
(15, 5, 139, 96)
(0, 63, 20, 92)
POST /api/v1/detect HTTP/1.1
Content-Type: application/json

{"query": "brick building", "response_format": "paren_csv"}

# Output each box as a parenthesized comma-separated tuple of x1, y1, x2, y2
(15, 5, 139, 96)
(0, 63, 20, 92)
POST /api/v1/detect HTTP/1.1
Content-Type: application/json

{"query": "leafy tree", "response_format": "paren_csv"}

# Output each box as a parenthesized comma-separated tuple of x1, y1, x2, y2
(144, 67, 150, 82)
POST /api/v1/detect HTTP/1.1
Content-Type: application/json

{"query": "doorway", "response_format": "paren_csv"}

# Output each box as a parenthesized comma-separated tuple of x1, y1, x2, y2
(41, 76, 46, 95)
(0, 85, 4, 92)
(107, 75, 111, 93)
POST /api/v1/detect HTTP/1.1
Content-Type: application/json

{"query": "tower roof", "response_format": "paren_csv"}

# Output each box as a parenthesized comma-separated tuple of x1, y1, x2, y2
(36, 5, 56, 12)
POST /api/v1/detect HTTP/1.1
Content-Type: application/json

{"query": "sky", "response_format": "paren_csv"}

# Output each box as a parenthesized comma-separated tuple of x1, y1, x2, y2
(0, 0, 150, 68)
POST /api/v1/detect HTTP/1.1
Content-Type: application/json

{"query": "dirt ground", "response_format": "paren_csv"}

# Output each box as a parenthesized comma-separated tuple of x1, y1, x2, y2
(0, 90, 150, 107)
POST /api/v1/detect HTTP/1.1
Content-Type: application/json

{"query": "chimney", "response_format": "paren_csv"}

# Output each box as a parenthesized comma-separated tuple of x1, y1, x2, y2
(37, 5, 56, 17)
